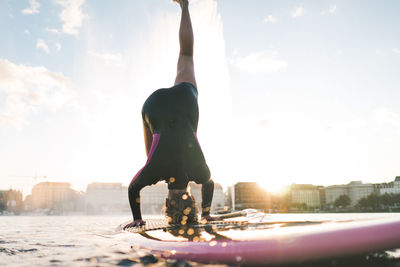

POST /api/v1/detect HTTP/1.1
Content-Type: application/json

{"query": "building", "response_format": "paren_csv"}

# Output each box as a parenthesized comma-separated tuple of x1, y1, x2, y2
(290, 184, 323, 208)
(225, 186, 234, 210)
(380, 177, 400, 195)
(0, 191, 5, 212)
(211, 183, 225, 211)
(373, 181, 393, 194)
(85, 183, 129, 213)
(325, 181, 374, 206)
(234, 182, 271, 210)
(188, 182, 225, 213)
(0, 189, 23, 213)
(141, 182, 169, 215)
(325, 184, 348, 205)
(26, 182, 77, 212)
(347, 181, 374, 206)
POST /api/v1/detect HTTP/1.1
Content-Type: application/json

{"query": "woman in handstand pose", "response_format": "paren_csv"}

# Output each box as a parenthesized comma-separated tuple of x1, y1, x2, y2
(124, 0, 214, 228)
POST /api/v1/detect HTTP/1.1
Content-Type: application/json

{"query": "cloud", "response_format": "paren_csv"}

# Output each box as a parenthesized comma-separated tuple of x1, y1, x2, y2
(336, 49, 344, 56)
(87, 50, 122, 66)
(258, 119, 269, 128)
(376, 49, 386, 56)
(0, 59, 76, 130)
(0, 95, 31, 130)
(291, 6, 305, 18)
(55, 0, 87, 36)
(22, 0, 40, 15)
(372, 108, 400, 128)
(393, 48, 400, 56)
(36, 39, 49, 53)
(329, 4, 337, 14)
(24, 29, 30, 35)
(56, 42, 62, 52)
(231, 51, 288, 73)
(45, 28, 61, 34)
(321, 4, 337, 15)
(263, 15, 278, 24)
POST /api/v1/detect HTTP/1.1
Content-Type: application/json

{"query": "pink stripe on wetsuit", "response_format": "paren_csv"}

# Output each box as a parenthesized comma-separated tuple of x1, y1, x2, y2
(193, 131, 203, 152)
(130, 133, 160, 184)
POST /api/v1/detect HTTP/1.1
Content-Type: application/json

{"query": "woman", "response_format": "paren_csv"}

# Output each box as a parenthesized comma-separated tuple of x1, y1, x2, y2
(124, 0, 214, 229)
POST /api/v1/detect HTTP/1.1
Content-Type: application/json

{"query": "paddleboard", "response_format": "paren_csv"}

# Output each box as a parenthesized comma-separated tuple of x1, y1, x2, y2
(121, 214, 400, 265)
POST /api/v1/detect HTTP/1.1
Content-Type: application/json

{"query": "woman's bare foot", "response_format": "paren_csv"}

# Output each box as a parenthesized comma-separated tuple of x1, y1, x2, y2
(173, 0, 188, 8)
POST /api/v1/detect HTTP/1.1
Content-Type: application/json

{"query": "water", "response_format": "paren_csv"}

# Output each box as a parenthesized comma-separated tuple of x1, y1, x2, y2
(1, 214, 400, 266)
(0, 215, 179, 267)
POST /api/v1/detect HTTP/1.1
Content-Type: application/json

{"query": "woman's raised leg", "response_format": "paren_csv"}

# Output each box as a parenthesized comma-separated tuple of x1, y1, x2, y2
(174, 0, 197, 88)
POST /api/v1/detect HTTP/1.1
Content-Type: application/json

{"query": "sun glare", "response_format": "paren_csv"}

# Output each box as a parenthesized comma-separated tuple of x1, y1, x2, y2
(259, 181, 286, 195)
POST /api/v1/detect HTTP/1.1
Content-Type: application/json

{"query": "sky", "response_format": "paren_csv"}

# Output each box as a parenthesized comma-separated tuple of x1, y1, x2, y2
(1, 0, 400, 196)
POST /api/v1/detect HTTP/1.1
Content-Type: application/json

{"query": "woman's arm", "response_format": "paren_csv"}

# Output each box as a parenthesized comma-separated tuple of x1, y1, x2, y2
(201, 179, 214, 217)
(124, 181, 146, 229)
(124, 118, 152, 229)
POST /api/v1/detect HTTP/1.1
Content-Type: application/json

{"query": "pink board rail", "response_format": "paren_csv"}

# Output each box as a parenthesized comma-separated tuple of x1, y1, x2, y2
(127, 218, 400, 265)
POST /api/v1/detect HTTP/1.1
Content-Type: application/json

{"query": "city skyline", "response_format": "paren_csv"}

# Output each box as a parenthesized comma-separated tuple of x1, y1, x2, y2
(1, 0, 400, 194)
(2, 175, 399, 200)
(2, 176, 400, 216)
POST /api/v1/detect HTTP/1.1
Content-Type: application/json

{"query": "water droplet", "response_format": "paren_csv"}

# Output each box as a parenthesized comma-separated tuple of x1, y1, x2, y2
(183, 207, 191, 215)
(209, 241, 217, 247)
(187, 228, 194, 235)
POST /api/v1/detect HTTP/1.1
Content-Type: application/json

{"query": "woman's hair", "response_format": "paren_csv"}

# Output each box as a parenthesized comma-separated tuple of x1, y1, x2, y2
(166, 192, 198, 225)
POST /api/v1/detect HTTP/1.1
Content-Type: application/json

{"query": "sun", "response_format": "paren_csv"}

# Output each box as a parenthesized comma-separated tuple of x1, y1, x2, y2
(259, 181, 286, 195)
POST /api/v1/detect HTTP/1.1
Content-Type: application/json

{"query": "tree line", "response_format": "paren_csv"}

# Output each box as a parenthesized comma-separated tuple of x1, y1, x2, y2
(356, 193, 400, 211)
(333, 193, 400, 211)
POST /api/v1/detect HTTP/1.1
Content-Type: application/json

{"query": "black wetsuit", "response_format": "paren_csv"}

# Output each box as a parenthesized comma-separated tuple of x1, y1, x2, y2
(128, 82, 213, 221)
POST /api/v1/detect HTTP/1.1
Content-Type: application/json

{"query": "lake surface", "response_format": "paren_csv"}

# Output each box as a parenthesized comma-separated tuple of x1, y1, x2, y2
(1, 213, 400, 266)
